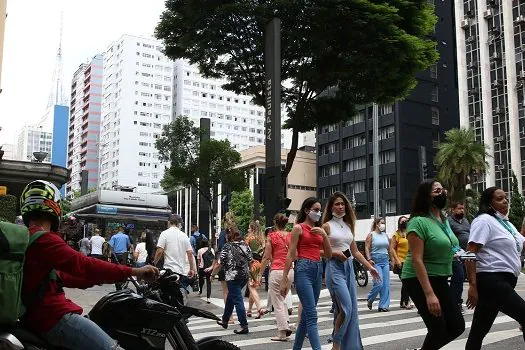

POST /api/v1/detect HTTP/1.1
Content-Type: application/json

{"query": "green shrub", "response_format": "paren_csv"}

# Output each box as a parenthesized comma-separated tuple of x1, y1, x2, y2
(0, 195, 17, 223)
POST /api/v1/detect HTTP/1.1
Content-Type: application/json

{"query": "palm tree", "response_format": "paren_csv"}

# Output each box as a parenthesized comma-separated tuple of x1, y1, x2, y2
(435, 128, 489, 202)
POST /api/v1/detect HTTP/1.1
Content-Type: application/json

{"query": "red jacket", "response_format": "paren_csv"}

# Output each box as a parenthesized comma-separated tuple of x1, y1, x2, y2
(22, 226, 132, 334)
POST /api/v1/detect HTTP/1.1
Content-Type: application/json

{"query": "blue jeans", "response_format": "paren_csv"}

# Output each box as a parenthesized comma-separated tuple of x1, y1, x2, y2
(41, 313, 123, 350)
(326, 258, 363, 349)
(293, 258, 323, 350)
(223, 279, 249, 329)
(450, 260, 465, 306)
(367, 254, 391, 309)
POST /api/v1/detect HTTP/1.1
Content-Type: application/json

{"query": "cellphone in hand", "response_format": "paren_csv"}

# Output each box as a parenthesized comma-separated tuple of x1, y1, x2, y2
(343, 249, 351, 258)
(314, 221, 322, 227)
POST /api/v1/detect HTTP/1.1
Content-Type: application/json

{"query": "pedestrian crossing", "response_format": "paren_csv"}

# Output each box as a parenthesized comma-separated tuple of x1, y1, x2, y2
(186, 291, 524, 350)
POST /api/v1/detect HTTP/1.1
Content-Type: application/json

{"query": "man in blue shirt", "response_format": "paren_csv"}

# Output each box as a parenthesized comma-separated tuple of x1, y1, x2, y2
(109, 226, 132, 290)
(189, 224, 208, 256)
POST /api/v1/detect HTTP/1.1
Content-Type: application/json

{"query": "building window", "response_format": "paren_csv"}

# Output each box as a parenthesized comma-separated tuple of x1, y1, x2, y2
(344, 157, 366, 172)
(379, 150, 395, 164)
(430, 64, 438, 79)
(380, 175, 397, 189)
(378, 126, 395, 140)
(320, 185, 340, 198)
(344, 181, 366, 194)
(431, 85, 439, 102)
(344, 110, 365, 126)
(378, 104, 393, 116)
(320, 142, 339, 155)
(385, 199, 397, 214)
(431, 107, 440, 125)
(321, 164, 340, 177)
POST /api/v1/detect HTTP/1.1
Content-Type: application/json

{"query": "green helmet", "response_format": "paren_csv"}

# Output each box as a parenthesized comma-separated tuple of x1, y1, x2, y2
(20, 180, 62, 231)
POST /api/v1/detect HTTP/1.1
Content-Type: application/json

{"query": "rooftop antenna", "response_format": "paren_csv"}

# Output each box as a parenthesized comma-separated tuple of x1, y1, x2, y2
(47, 11, 66, 107)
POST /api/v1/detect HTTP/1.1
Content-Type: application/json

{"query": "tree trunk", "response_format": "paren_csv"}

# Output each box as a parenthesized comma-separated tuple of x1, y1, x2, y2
(282, 128, 299, 184)
(207, 199, 217, 249)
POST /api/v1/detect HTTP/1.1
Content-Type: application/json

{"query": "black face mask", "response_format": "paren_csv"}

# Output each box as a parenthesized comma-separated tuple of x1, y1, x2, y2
(432, 192, 447, 209)
(399, 222, 407, 230)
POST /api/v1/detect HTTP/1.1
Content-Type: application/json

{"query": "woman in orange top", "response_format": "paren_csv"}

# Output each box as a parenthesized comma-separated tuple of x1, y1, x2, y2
(391, 216, 413, 309)
(280, 197, 332, 350)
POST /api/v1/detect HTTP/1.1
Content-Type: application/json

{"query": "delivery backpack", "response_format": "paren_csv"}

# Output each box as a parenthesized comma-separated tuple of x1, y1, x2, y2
(0, 221, 57, 325)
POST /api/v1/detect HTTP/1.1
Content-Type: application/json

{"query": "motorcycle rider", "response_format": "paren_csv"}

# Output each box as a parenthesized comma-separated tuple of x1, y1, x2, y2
(19, 180, 159, 350)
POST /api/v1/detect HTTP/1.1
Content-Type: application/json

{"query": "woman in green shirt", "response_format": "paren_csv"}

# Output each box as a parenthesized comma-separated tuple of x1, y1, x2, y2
(401, 180, 465, 349)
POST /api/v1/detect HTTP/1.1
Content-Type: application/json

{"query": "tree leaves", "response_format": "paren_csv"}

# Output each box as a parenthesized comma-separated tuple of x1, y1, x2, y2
(156, 0, 438, 177)
(509, 171, 525, 230)
(155, 116, 247, 205)
(435, 128, 489, 201)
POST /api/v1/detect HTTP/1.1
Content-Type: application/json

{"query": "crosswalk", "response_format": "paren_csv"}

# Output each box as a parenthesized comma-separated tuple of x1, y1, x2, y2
(186, 284, 524, 350)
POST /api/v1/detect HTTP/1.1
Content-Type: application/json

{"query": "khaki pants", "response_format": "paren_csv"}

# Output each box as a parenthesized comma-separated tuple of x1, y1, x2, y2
(268, 269, 293, 331)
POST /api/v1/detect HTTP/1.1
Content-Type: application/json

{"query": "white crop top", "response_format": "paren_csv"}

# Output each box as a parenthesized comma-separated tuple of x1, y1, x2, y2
(327, 217, 353, 253)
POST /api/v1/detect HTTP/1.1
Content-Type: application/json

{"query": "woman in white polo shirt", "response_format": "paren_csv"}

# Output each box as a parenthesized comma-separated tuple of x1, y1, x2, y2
(465, 186, 525, 349)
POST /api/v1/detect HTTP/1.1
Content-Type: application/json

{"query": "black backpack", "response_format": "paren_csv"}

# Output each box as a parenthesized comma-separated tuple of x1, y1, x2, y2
(194, 233, 208, 251)
(202, 247, 215, 269)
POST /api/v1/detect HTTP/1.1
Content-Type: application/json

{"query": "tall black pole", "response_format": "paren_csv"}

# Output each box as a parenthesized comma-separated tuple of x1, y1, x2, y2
(264, 18, 282, 228)
(199, 118, 211, 238)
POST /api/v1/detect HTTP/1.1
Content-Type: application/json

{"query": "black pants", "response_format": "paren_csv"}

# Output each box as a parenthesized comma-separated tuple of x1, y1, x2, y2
(466, 272, 525, 349)
(198, 268, 212, 298)
(449, 260, 465, 307)
(394, 263, 410, 306)
(114, 253, 129, 290)
(403, 277, 465, 350)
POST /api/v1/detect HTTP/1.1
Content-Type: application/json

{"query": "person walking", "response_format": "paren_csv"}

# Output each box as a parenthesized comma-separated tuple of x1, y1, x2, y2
(153, 214, 196, 291)
(144, 229, 155, 264)
(197, 240, 214, 303)
(109, 225, 133, 290)
(89, 229, 106, 260)
(280, 197, 332, 350)
(391, 216, 413, 310)
(322, 192, 380, 350)
(245, 221, 267, 319)
(448, 201, 471, 313)
(365, 217, 392, 312)
(401, 180, 465, 350)
(133, 233, 148, 268)
(209, 227, 253, 335)
(465, 187, 525, 349)
(190, 224, 208, 256)
(259, 213, 294, 341)
(79, 234, 91, 256)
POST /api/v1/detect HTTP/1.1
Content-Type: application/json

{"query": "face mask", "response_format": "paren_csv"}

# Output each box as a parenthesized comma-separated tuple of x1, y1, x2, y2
(332, 212, 345, 219)
(378, 224, 386, 232)
(454, 213, 465, 220)
(308, 210, 322, 223)
(432, 192, 447, 209)
(494, 210, 509, 221)
(399, 222, 407, 230)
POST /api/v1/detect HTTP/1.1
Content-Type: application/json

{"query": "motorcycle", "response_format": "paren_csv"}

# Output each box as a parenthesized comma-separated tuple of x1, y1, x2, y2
(0, 271, 239, 350)
(353, 258, 368, 287)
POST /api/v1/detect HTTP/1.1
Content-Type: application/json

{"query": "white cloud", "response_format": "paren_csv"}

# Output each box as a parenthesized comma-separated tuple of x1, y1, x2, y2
(0, 0, 166, 144)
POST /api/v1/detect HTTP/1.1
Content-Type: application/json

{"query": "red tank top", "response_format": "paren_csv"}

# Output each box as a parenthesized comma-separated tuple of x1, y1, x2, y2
(269, 231, 291, 270)
(297, 223, 324, 261)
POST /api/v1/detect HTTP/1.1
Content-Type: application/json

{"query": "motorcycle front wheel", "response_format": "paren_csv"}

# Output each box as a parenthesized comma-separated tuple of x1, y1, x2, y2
(197, 339, 240, 350)
(354, 262, 368, 287)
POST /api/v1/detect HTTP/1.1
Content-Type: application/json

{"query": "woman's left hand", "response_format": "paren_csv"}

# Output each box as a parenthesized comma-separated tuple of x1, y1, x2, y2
(310, 227, 327, 236)
(369, 267, 381, 281)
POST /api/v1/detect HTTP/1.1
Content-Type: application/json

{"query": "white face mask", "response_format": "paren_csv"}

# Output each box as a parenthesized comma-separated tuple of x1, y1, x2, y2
(332, 212, 345, 219)
(378, 224, 386, 232)
(494, 210, 509, 221)
(308, 210, 322, 222)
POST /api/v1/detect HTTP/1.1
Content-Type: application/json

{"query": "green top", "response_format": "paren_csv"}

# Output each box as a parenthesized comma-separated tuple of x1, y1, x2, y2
(401, 215, 459, 279)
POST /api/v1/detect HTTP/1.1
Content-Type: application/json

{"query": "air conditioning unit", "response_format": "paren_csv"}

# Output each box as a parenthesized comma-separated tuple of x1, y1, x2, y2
(495, 136, 503, 141)
(492, 80, 501, 87)
(516, 15, 525, 24)
(467, 61, 477, 69)
(460, 19, 470, 28)
(469, 88, 480, 95)
(483, 9, 493, 19)
(466, 36, 476, 43)
(494, 107, 501, 114)
(491, 52, 500, 60)
(518, 71, 525, 80)
(475, 116, 482, 121)
(465, 9, 475, 18)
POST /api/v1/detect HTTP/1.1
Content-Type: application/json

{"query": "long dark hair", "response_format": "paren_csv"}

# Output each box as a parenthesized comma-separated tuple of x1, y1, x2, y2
(476, 186, 499, 218)
(410, 179, 437, 218)
(371, 217, 384, 232)
(296, 197, 320, 224)
(397, 216, 408, 230)
(322, 191, 356, 234)
(144, 229, 155, 263)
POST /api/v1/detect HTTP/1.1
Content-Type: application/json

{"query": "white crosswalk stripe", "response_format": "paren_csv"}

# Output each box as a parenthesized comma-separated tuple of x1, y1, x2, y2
(186, 290, 524, 350)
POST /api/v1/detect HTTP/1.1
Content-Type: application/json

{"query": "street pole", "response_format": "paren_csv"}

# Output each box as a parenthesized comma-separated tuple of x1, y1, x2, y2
(264, 18, 282, 228)
(372, 103, 380, 218)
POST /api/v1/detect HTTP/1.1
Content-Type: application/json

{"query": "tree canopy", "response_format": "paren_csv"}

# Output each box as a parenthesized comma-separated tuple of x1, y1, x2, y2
(435, 128, 489, 202)
(156, 116, 247, 210)
(156, 0, 438, 177)
(509, 172, 525, 230)
(229, 189, 259, 234)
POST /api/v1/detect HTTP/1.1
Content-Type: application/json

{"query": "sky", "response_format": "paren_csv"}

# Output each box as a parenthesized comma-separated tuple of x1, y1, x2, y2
(0, 0, 166, 145)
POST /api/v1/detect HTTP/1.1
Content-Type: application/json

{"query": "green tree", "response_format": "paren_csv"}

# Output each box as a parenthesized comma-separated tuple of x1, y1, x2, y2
(156, 0, 438, 182)
(435, 128, 489, 202)
(156, 116, 248, 231)
(509, 171, 525, 230)
(229, 189, 257, 234)
(465, 188, 481, 223)
(62, 199, 72, 216)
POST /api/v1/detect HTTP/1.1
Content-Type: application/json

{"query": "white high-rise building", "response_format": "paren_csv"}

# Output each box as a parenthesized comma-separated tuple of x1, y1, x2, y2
(99, 35, 174, 193)
(15, 125, 53, 162)
(172, 60, 266, 150)
(455, 1, 525, 192)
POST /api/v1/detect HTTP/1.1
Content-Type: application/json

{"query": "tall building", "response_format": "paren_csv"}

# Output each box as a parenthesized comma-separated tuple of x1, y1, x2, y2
(66, 54, 103, 196)
(317, 0, 459, 218)
(0, 0, 6, 94)
(454, 0, 525, 192)
(16, 125, 53, 162)
(172, 60, 267, 150)
(99, 34, 174, 193)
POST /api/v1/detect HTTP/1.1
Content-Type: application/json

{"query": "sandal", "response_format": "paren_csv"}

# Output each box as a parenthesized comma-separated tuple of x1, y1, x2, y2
(247, 311, 252, 317)
(255, 308, 268, 319)
(405, 304, 414, 310)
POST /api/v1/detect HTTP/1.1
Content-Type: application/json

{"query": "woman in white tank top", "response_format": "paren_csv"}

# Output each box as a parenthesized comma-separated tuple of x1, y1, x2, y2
(321, 192, 379, 350)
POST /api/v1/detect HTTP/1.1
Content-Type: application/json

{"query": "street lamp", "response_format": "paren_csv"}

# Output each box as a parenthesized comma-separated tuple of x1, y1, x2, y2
(33, 151, 48, 163)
